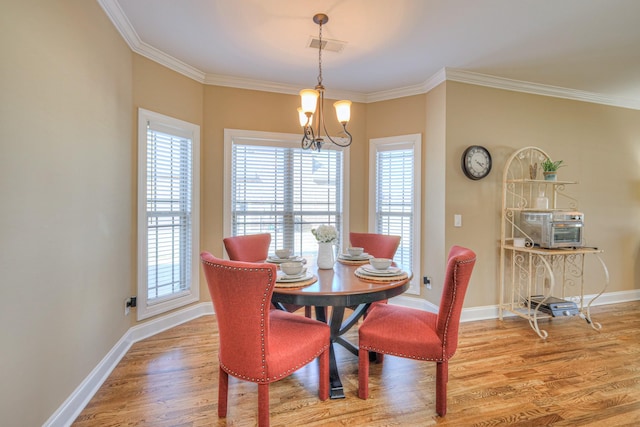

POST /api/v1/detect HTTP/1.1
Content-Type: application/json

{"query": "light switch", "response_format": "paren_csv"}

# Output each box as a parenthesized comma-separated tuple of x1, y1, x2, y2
(454, 214, 462, 227)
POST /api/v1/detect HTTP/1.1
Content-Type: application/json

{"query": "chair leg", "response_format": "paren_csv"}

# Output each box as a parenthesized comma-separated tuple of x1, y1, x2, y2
(319, 347, 329, 400)
(304, 305, 312, 318)
(218, 367, 228, 418)
(358, 348, 370, 399)
(258, 383, 270, 426)
(436, 360, 448, 416)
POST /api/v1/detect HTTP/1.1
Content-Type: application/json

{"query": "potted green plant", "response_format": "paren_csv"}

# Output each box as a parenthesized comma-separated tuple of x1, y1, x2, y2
(541, 158, 564, 181)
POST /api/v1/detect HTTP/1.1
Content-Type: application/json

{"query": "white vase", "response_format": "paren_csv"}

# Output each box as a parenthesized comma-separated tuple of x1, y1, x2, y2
(316, 242, 336, 269)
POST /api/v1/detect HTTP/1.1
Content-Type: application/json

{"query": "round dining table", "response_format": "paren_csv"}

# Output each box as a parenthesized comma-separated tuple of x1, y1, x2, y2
(271, 259, 412, 399)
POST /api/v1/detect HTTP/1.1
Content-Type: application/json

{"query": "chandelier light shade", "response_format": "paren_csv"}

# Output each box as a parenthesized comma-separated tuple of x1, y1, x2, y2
(299, 13, 352, 151)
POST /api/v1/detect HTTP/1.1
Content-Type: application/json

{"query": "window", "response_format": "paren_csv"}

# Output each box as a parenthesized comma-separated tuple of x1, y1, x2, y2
(224, 129, 349, 257)
(369, 134, 421, 294)
(137, 109, 200, 320)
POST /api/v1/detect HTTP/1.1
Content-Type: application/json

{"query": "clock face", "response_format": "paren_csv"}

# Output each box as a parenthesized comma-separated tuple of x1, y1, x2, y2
(462, 145, 492, 180)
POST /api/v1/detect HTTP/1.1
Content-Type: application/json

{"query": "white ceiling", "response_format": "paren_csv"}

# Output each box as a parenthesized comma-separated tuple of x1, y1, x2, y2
(100, 0, 640, 108)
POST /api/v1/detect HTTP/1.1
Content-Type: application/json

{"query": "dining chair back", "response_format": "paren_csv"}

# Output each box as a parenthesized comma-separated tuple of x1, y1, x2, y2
(223, 233, 271, 262)
(357, 245, 476, 416)
(224, 233, 311, 317)
(349, 232, 401, 259)
(349, 232, 402, 310)
(201, 252, 330, 426)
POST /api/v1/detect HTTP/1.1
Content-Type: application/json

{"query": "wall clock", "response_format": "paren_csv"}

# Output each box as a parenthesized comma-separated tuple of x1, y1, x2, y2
(461, 145, 492, 180)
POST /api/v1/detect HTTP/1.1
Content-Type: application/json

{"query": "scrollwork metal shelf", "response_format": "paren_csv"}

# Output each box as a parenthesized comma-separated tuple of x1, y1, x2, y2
(499, 147, 610, 339)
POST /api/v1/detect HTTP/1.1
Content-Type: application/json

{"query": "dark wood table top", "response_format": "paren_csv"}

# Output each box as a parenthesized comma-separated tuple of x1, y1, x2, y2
(271, 261, 412, 307)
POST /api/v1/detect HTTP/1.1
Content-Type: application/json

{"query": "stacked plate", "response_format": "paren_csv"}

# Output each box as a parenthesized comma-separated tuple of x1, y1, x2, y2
(276, 268, 312, 283)
(266, 255, 306, 264)
(337, 252, 373, 262)
(356, 264, 403, 278)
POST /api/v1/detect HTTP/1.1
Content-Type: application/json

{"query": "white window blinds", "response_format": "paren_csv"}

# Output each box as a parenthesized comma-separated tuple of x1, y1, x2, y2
(145, 125, 193, 300)
(137, 109, 200, 320)
(375, 147, 414, 266)
(230, 138, 344, 256)
(370, 134, 421, 295)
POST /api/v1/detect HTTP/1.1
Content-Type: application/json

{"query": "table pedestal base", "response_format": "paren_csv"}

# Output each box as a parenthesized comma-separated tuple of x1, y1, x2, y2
(315, 303, 370, 399)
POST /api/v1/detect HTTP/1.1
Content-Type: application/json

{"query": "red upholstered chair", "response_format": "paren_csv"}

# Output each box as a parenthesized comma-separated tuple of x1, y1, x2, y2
(349, 232, 401, 259)
(201, 252, 330, 426)
(223, 233, 271, 262)
(358, 245, 476, 416)
(349, 232, 401, 309)
(223, 233, 311, 318)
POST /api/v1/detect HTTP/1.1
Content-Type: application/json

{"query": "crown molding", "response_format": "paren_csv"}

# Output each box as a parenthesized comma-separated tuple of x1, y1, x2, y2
(137, 42, 206, 82)
(364, 68, 447, 103)
(97, 0, 138, 48)
(99, 0, 639, 110)
(98, 0, 205, 82)
(204, 73, 368, 103)
(445, 68, 640, 111)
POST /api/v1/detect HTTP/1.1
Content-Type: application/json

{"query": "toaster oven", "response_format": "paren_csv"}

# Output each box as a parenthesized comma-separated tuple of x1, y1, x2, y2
(519, 210, 584, 248)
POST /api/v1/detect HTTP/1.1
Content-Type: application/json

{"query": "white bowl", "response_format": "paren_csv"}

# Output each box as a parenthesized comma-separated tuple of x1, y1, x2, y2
(281, 261, 303, 276)
(370, 258, 392, 270)
(275, 248, 291, 259)
(347, 247, 364, 256)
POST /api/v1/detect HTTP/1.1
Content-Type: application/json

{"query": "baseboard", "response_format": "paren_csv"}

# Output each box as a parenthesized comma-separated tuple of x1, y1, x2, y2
(392, 289, 640, 323)
(389, 294, 438, 312)
(459, 289, 640, 323)
(43, 302, 214, 427)
(46, 289, 639, 426)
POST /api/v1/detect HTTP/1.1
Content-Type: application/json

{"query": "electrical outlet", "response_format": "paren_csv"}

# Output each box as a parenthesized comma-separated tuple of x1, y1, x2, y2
(124, 297, 131, 316)
(423, 276, 432, 290)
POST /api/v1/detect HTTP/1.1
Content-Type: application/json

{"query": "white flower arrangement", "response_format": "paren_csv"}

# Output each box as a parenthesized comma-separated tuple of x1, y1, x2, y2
(311, 225, 338, 243)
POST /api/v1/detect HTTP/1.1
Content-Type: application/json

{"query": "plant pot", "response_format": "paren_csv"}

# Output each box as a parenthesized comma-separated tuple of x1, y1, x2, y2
(543, 171, 557, 181)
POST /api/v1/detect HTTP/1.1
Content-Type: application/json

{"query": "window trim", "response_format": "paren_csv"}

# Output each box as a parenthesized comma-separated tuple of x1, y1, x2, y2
(137, 108, 200, 320)
(223, 129, 350, 254)
(369, 133, 421, 295)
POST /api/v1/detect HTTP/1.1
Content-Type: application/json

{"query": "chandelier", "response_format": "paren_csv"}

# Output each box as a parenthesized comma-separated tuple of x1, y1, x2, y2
(298, 13, 352, 151)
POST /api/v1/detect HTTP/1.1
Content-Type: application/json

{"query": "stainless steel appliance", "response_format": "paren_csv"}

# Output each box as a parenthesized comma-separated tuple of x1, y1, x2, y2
(519, 210, 584, 248)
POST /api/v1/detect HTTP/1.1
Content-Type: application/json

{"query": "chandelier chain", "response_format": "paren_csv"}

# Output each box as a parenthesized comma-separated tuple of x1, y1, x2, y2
(317, 20, 323, 86)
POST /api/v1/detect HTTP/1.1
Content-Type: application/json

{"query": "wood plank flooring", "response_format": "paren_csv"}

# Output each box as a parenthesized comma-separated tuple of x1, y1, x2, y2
(73, 301, 640, 426)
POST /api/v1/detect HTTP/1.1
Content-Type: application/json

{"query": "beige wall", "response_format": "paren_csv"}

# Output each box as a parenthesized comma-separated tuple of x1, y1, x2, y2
(0, 1, 133, 425)
(2, 2, 640, 425)
(133, 55, 204, 125)
(444, 82, 640, 307)
(423, 84, 448, 301)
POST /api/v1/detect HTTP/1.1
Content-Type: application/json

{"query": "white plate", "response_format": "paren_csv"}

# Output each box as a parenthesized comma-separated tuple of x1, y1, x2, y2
(276, 271, 314, 283)
(338, 253, 372, 260)
(277, 268, 307, 280)
(357, 269, 404, 278)
(267, 255, 305, 264)
(360, 265, 403, 276)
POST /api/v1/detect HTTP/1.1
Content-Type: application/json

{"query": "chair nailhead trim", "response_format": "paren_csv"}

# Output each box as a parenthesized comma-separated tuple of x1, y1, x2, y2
(220, 344, 329, 383)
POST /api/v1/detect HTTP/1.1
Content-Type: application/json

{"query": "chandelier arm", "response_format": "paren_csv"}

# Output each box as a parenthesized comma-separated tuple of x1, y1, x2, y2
(302, 125, 315, 150)
(315, 87, 325, 141)
(323, 124, 353, 147)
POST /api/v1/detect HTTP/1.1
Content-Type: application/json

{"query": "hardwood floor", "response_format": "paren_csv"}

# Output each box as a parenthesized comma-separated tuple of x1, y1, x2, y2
(73, 301, 640, 426)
